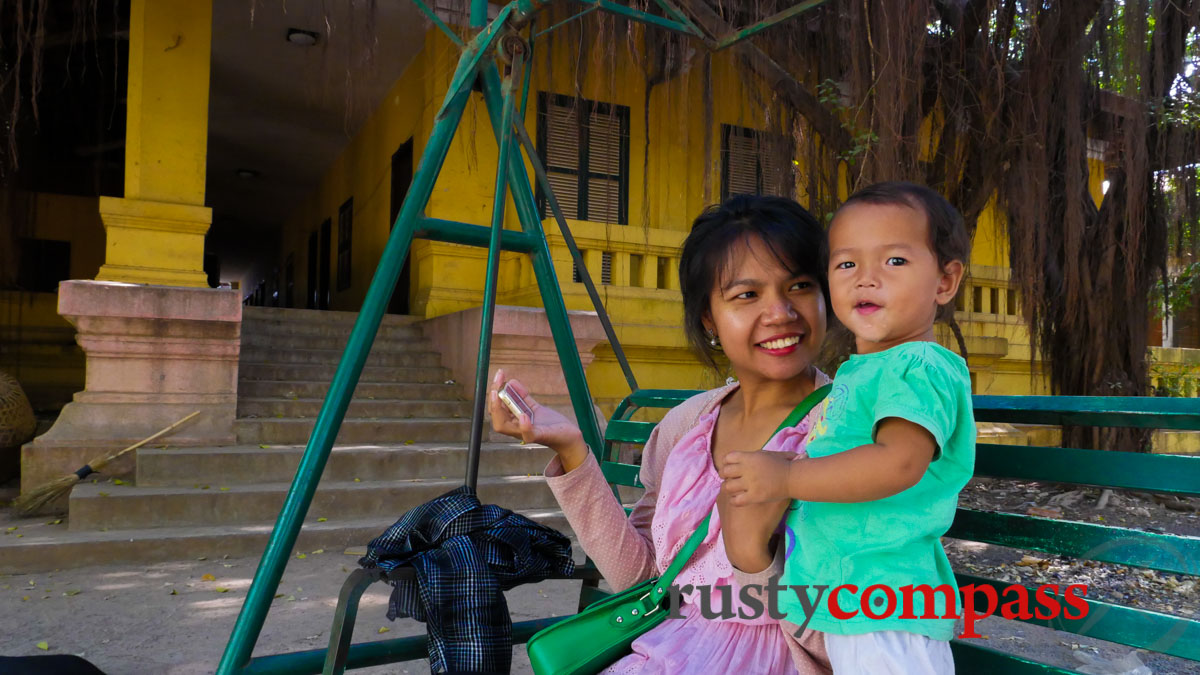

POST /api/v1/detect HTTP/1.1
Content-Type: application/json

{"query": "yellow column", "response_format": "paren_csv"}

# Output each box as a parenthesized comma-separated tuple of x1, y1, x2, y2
(96, 0, 212, 287)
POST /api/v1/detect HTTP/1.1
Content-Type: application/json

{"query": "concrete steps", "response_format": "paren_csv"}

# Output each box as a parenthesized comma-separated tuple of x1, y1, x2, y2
(135, 443, 550, 486)
(7, 307, 552, 573)
(234, 417, 472, 445)
(238, 363, 452, 384)
(236, 397, 471, 419)
(239, 347, 444, 368)
(237, 380, 463, 401)
(235, 307, 470, 445)
(239, 333, 435, 352)
(68, 475, 557, 530)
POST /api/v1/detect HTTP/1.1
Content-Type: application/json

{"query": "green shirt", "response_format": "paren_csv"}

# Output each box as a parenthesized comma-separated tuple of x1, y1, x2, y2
(778, 341, 974, 640)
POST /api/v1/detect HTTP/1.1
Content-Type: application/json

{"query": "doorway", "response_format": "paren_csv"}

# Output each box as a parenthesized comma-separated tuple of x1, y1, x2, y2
(306, 231, 318, 309)
(388, 139, 414, 315)
(318, 218, 332, 310)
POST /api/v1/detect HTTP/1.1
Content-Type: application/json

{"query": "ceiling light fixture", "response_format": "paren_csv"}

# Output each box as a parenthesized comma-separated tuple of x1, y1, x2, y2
(286, 28, 320, 47)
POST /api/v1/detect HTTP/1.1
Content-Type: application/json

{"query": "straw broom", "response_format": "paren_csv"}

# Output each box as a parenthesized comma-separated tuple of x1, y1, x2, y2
(12, 411, 200, 514)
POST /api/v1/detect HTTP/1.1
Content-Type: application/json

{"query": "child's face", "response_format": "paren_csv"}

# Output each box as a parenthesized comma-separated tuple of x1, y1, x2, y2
(827, 202, 964, 354)
(704, 236, 827, 386)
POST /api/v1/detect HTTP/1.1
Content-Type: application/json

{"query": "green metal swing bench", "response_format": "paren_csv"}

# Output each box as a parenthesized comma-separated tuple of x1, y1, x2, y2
(216, 1, 1200, 673)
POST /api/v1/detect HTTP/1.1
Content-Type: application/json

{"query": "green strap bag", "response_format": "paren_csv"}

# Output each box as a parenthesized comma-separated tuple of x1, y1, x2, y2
(526, 383, 831, 675)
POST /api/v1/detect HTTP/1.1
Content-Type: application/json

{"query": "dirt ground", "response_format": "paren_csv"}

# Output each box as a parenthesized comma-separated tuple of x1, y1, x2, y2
(0, 546, 1193, 674)
(0, 548, 584, 674)
(1, 477, 1197, 673)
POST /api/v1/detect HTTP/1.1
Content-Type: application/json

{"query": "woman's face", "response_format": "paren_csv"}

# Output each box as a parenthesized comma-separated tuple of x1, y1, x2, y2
(703, 236, 827, 385)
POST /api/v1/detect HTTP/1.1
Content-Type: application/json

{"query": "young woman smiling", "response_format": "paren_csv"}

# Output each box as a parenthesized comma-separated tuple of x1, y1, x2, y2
(489, 195, 834, 674)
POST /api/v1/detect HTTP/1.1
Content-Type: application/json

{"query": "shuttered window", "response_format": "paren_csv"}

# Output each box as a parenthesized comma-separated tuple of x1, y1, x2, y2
(537, 93, 630, 224)
(721, 125, 791, 200)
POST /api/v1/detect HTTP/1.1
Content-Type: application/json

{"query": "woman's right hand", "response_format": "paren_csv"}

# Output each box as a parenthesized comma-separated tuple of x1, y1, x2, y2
(488, 369, 590, 472)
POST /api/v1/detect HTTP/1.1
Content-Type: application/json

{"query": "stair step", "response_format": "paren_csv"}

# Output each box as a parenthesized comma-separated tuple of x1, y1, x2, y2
(240, 332, 434, 353)
(236, 380, 463, 401)
(242, 306, 423, 325)
(237, 398, 472, 419)
(235, 417, 471, 445)
(239, 347, 443, 368)
(136, 443, 549, 486)
(68, 475, 557, 530)
(241, 320, 424, 340)
(0, 508, 573, 574)
(237, 363, 452, 384)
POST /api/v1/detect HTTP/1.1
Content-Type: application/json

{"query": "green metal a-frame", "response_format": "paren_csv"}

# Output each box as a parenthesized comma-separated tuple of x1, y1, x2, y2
(216, 1, 826, 672)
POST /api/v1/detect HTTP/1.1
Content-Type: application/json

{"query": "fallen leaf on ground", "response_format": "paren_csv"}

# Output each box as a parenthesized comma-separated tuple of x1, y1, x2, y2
(296, 553, 307, 559)
(311, 549, 324, 555)
(113, 479, 124, 485)
(36, 641, 48, 651)
(378, 627, 390, 634)
(201, 574, 216, 582)
(170, 589, 178, 595)
(215, 587, 230, 593)
(317, 517, 327, 522)
(1027, 506, 1062, 518)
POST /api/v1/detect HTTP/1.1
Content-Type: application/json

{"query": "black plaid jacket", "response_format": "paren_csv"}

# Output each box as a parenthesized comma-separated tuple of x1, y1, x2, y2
(359, 485, 575, 674)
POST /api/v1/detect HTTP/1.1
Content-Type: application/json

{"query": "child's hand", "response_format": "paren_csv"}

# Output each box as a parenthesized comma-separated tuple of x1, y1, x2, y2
(720, 450, 795, 505)
(488, 370, 588, 470)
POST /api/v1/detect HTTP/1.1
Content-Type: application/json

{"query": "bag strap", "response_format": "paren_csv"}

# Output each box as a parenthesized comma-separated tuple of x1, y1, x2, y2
(649, 382, 832, 596)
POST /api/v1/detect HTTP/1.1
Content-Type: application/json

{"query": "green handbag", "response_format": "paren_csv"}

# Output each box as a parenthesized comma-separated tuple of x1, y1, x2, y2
(526, 384, 831, 675)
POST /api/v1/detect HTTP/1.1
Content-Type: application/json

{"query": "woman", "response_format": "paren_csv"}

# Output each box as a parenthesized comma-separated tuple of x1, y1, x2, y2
(489, 195, 832, 674)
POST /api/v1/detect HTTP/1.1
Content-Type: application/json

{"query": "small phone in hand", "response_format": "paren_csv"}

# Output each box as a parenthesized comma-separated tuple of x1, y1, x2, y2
(498, 381, 534, 421)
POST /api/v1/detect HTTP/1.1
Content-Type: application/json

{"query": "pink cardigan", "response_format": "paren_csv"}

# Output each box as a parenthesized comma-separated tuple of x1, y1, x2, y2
(543, 384, 736, 591)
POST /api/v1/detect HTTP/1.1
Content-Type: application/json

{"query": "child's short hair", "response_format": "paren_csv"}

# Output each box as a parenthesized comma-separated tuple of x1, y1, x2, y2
(838, 181, 969, 270)
(679, 194, 827, 369)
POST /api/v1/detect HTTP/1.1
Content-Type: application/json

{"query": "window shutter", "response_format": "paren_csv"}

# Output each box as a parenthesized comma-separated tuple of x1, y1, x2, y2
(726, 130, 760, 197)
(544, 100, 581, 218)
(723, 125, 791, 199)
(601, 252, 613, 285)
(587, 109, 623, 223)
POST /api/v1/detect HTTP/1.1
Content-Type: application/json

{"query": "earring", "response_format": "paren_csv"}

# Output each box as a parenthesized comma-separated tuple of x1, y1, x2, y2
(706, 329, 722, 350)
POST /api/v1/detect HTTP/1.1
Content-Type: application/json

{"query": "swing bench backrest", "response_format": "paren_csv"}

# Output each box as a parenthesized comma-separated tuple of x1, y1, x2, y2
(290, 392, 1200, 675)
(592, 392, 1200, 674)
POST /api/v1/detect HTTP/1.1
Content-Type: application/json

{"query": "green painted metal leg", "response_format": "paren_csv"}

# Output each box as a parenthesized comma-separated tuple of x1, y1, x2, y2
(217, 15, 514, 673)
(466, 53, 522, 489)
(322, 569, 382, 675)
(477, 63, 606, 455)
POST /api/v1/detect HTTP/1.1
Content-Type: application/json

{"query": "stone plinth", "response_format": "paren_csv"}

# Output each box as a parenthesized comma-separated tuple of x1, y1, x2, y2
(21, 280, 241, 508)
(421, 306, 608, 438)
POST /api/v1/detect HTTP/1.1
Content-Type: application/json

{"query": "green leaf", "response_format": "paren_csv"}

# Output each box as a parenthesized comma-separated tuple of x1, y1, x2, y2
(36, 641, 48, 651)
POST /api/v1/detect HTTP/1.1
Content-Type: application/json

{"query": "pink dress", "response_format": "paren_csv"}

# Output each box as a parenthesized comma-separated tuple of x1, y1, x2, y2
(544, 380, 832, 675)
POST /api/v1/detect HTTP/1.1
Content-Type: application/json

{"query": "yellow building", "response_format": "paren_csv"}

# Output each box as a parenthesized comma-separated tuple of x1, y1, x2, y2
(3, 0, 1198, 434)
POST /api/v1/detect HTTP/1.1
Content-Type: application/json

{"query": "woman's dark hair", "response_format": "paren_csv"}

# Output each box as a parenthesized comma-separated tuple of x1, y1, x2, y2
(678, 194, 828, 369)
(835, 181, 969, 320)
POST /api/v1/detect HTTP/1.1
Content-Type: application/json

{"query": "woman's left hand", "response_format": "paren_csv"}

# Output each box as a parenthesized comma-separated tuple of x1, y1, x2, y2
(720, 450, 795, 505)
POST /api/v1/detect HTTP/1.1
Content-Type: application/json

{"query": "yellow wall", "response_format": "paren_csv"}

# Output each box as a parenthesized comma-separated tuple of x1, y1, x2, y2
(271, 24, 1189, 413)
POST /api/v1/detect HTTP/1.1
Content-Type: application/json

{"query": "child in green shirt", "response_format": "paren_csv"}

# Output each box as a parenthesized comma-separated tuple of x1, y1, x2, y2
(720, 182, 974, 673)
